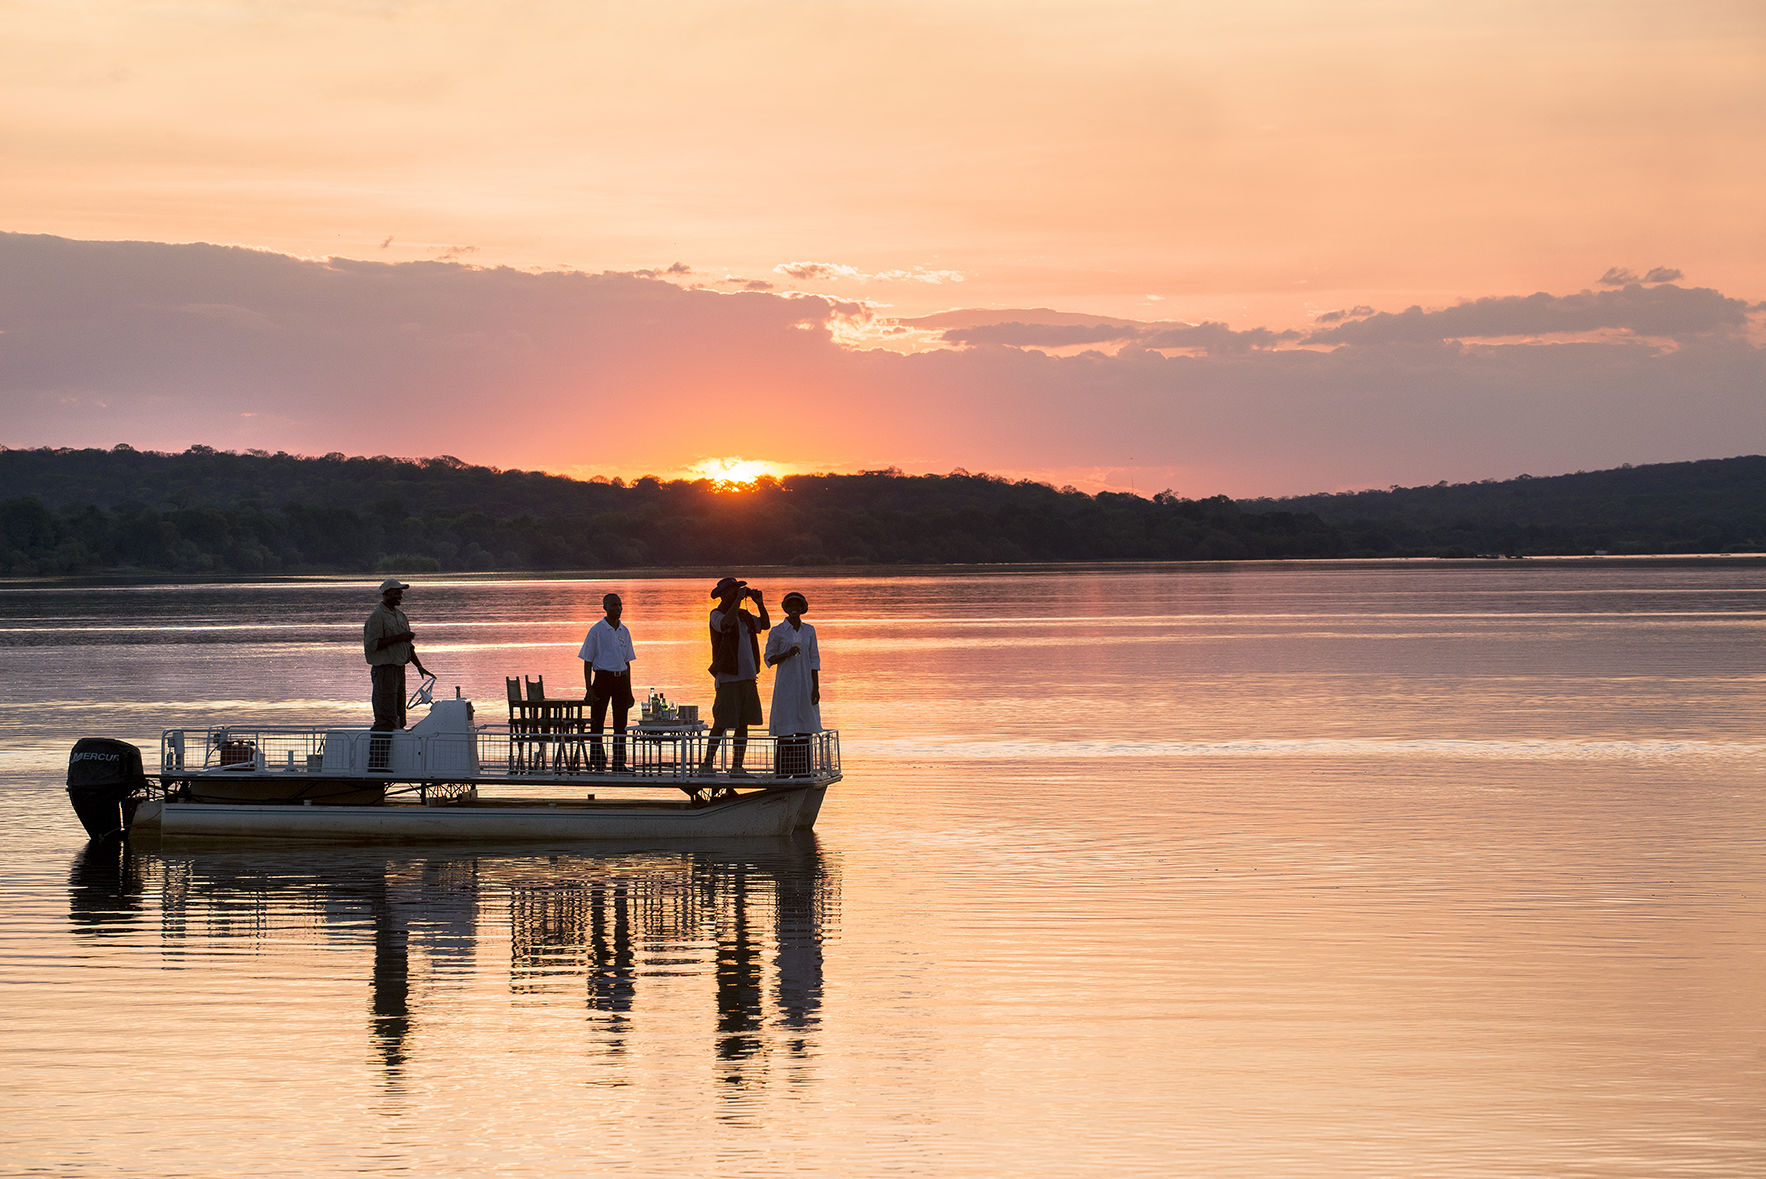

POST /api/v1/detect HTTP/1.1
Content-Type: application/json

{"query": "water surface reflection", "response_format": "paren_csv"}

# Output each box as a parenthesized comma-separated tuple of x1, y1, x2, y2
(69, 835, 837, 1097)
(12, 563, 1763, 1176)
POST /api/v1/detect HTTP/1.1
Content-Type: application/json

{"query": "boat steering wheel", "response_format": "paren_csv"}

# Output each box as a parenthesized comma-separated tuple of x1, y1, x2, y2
(407, 673, 436, 709)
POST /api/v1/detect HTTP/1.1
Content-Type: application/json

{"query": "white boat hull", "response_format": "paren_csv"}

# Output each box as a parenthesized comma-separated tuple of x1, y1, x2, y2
(131, 785, 827, 843)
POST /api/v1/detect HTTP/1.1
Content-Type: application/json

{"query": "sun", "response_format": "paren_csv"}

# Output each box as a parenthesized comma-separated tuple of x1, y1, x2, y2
(691, 457, 778, 489)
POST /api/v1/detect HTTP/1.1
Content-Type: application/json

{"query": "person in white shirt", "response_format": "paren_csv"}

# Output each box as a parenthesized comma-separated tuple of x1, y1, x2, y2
(765, 591, 822, 776)
(578, 593, 637, 771)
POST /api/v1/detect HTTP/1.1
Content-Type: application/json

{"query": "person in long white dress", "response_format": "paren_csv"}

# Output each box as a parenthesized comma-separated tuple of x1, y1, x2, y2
(765, 592, 821, 774)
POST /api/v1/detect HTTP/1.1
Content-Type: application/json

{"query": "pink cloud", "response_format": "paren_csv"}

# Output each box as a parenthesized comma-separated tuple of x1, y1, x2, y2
(1306, 284, 1751, 346)
(3, 233, 1763, 498)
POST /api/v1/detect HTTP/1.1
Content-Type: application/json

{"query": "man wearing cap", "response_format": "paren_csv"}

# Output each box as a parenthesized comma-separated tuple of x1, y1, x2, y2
(364, 578, 431, 733)
(700, 576, 770, 777)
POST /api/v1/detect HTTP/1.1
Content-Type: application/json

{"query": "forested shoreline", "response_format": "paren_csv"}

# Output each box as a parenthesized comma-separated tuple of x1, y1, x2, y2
(2, 446, 1763, 575)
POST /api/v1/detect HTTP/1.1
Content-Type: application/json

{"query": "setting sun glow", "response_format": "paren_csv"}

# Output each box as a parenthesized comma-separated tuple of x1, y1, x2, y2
(692, 458, 777, 489)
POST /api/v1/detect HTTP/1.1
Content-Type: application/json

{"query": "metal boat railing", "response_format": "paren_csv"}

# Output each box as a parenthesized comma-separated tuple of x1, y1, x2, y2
(161, 726, 328, 774)
(160, 725, 841, 785)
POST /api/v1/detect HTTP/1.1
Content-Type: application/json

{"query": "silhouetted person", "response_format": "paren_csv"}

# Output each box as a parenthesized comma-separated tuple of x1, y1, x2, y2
(579, 592, 636, 772)
(364, 578, 430, 732)
(765, 591, 822, 776)
(700, 577, 769, 777)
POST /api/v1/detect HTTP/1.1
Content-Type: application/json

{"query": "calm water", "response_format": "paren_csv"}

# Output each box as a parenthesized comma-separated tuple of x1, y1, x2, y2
(2, 562, 1762, 1177)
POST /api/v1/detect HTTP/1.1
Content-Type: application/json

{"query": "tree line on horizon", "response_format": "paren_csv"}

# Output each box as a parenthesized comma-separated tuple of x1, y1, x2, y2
(1253, 455, 1766, 558)
(1, 445, 1762, 576)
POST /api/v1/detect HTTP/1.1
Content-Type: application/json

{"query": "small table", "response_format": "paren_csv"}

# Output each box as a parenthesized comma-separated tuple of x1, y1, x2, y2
(630, 720, 709, 776)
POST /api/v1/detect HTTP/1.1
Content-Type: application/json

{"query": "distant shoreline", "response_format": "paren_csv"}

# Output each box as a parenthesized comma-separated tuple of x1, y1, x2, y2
(6, 447, 1765, 575)
(7, 552, 1764, 591)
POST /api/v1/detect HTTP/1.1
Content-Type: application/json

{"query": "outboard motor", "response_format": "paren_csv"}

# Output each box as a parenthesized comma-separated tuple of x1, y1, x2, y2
(67, 738, 151, 841)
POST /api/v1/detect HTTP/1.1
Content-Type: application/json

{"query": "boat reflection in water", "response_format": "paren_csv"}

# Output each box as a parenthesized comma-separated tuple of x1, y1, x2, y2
(67, 834, 837, 1090)
(506, 842, 834, 1069)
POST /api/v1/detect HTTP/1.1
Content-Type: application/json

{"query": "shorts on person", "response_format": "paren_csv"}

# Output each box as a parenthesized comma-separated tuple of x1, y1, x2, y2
(713, 680, 763, 728)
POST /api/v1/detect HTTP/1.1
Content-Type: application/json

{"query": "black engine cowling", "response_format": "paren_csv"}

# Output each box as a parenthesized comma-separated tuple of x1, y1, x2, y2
(67, 738, 151, 840)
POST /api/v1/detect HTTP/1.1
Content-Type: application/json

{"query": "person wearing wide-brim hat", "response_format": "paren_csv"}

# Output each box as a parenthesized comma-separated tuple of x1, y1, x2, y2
(700, 576, 770, 777)
(363, 577, 430, 733)
(764, 591, 822, 775)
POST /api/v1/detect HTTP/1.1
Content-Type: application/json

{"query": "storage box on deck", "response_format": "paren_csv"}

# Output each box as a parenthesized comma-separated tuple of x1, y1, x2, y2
(217, 740, 263, 770)
(778, 735, 812, 777)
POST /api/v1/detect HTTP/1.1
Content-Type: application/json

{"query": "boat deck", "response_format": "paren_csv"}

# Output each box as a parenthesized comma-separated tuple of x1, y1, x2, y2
(155, 721, 840, 811)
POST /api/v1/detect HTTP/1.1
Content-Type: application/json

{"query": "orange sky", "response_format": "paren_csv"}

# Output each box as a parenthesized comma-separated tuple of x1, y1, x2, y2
(2, 1, 1764, 495)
